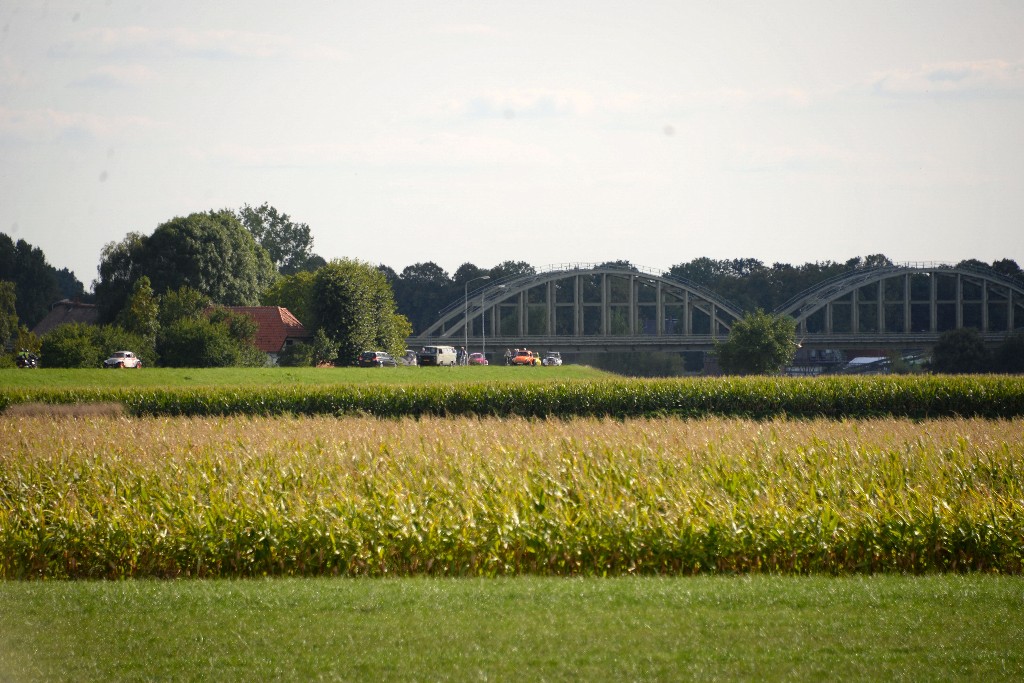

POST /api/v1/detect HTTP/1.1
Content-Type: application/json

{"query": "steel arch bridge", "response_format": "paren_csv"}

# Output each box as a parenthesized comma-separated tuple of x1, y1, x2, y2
(408, 262, 1024, 356)
(412, 263, 745, 354)
(777, 263, 1024, 350)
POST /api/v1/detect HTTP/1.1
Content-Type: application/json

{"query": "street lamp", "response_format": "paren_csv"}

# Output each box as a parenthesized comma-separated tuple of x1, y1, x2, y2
(465, 275, 490, 362)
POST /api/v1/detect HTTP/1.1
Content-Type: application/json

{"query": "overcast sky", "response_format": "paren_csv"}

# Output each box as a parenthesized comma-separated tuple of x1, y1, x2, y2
(2, 1, 1023, 287)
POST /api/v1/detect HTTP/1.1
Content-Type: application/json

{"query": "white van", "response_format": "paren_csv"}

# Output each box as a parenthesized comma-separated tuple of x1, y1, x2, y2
(417, 345, 458, 366)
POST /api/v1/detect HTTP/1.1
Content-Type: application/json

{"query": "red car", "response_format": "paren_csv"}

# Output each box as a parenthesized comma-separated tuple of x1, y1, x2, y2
(468, 352, 488, 365)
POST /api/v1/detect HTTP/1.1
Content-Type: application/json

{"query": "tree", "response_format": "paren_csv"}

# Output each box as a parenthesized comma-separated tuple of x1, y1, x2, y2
(313, 258, 411, 363)
(158, 306, 265, 367)
(992, 333, 1024, 374)
(715, 310, 798, 375)
(0, 233, 62, 328)
(278, 328, 339, 367)
(930, 328, 990, 374)
(847, 254, 893, 269)
(39, 321, 150, 368)
(260, 270, 317, 327)
(452, 262, 490, 289)
(991, 259, 1023, 283)
(94, 231, 147, 322)
(116, 276, 159, 342)
(237, 203, 323, 275)
(157, 286, 210, 329)
(489, 260, 536, 281)
(0, 281, 17, 348)
(40, 323, 102, 368)
(955, 258, 990, 272)
(393, 262, 452, 334)
(54, 267, 89, 302)
(94, 211, 276, 323)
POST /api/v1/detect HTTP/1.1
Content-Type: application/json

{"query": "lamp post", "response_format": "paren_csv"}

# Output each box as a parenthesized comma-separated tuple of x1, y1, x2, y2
(465, 275, 491, 362)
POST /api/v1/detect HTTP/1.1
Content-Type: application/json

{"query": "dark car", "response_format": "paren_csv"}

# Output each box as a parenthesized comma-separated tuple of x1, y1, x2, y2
(358, 351, 397, 367)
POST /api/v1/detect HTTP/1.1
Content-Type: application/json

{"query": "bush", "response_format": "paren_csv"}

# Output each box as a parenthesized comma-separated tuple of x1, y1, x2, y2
(40, 323, 151, 368)
(992, 333, 1024, 374)
(158, 317, 264, 367)
(40, 323, 103, 368)
(931, 328, 990, 374)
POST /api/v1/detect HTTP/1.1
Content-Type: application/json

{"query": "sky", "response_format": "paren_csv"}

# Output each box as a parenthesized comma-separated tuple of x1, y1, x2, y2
(2, 1, 1023, 288)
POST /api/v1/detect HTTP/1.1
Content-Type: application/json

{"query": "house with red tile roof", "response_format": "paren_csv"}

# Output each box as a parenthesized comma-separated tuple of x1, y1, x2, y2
(221, 306, 313, 366)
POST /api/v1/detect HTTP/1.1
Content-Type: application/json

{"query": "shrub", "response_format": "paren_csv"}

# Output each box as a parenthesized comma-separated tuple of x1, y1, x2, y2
(40, 323, 103, 368)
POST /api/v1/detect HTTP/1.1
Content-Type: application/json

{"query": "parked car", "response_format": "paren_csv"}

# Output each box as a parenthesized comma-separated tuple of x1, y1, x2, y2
(417, 345, 458, 366)
(512, 349, 541, 366)
(468, 352, 488, 365)
(542, 351, 563, 366)
(103, 350, 142, 368)
(399, 349, 419, 366)
(358, 351, 397, 367)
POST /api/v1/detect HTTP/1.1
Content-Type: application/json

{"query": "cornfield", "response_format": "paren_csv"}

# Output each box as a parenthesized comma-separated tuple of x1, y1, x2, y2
(2, 414, 1021, 578)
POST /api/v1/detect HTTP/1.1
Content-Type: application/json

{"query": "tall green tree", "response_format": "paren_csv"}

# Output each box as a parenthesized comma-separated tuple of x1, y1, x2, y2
(0, 281, 17, 347)
(237, 203, 324, 275)
(116, 276, 159, 341)
(715, 310, 798, 375)
(157, 286, 210, 329)
(94, 231, 147, 322)
(393, 262, 452, 334)
(260, 270, 317, 327)
(313, 258, 410, 363)
(0, 233, 62, 328)
(95, 212, 276, 323)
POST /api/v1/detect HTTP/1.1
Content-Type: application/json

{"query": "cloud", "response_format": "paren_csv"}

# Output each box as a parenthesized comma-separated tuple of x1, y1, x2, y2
(431, 24, 497, 36)
(730, 142, 856, 173)
(0, 105, 158, 140)
(70, 64, 155, 89)
(49, 26, 346, 62)
(870, 59, 1024, 97)
(447, 89, 597, 120)
(0, 57, 31, 87)
(192, 132, 559, 168)
(435, 84, 815, 124)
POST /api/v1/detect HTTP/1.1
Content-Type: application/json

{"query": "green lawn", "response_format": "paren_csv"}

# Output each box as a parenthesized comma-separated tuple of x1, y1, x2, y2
(1, 576, 1021, 681)
(0, 364, 611, 389)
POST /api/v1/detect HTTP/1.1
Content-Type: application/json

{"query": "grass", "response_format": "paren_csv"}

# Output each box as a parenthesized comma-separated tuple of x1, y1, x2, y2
(0, 365, 612, 389)
(1, 575, 1021, 681)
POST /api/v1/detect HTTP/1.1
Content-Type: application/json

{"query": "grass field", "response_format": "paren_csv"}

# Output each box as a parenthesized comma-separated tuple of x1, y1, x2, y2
(1, 575, 1022, 681)
(0, 365, 612, 389)
(2, 369, 1022, 679)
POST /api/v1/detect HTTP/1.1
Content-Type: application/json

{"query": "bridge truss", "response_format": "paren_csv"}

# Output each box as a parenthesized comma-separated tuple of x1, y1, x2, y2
(777, 264, 1024, 348)
(413, 264, 743, 353)
(410, 263, 1024, 355)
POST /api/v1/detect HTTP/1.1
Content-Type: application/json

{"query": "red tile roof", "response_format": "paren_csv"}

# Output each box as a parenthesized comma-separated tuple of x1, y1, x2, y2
(221, 306, 312, 353)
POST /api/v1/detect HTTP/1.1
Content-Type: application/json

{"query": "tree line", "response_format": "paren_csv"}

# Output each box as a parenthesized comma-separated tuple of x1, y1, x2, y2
(2, 202, 1022, 369)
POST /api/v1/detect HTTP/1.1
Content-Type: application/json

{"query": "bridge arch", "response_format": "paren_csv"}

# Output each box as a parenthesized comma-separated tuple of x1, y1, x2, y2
(776, 263, 1024, 340)
(412, 263, 744, 351)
